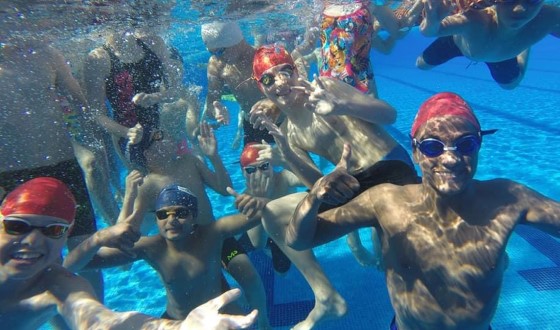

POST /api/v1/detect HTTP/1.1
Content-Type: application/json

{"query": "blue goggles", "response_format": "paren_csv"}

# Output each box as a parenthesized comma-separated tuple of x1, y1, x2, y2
(412, 130, 497, 158)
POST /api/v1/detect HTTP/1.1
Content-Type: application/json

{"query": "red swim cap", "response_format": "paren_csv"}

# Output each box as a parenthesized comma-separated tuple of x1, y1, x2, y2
(0, 177, 76, 224)
(411, 92, 480, 137)
(253, 45, 296, 81)
(240, 143, 260, 167)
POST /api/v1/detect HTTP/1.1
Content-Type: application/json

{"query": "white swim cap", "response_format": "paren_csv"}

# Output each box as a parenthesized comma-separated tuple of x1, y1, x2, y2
(201, 21, 244, 50)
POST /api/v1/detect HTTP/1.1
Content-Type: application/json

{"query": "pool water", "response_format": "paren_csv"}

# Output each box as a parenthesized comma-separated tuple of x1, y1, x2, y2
(94, 31, 560, 329)
(27, 2, 560, 329)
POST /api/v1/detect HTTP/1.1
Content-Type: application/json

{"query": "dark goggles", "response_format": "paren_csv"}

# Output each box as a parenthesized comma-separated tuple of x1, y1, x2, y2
(2, 218, 70, 239)
(146, 129, 164, 149)
(155, 208, 192, 220)
(258, 65, 295, 87)
(209, 47, 226, 57)
(412, 130, 497, 158)
(244, 162, 270, 174)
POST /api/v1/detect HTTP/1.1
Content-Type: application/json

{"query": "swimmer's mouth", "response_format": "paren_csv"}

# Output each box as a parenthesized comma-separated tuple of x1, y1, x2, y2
(12, 251, 43, 260)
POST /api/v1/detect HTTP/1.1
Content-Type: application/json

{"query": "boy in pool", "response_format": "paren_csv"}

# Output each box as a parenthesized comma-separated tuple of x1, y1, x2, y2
(286, 92, 560, 329)
(0, 177, 257, 330)
(82, 123, 271, 329)
(249, 45, 418, 329)
(417, 0, 560, 89)
(64, 180, 266, 328)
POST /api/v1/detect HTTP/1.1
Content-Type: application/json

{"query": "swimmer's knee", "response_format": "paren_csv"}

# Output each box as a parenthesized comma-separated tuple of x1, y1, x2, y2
(416, 56, 433, 70)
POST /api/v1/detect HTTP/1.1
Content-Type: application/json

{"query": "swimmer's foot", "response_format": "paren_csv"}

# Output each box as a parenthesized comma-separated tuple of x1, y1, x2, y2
(291, 292, 347, 330)
(349, 243, 381, 269)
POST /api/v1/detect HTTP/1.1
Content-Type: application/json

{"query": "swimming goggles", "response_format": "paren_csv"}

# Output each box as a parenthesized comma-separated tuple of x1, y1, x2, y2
(209, 47, 226, 57)
(155, 208, 192, 220)
(2, 218, 70, 239)
(412, 130, 497, 158)
(244, 162, 270, 174)
(258, 65, 295, 87)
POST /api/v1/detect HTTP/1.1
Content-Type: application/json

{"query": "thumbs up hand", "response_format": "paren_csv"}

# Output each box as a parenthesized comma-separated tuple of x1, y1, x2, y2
(310, 144, 360, 205)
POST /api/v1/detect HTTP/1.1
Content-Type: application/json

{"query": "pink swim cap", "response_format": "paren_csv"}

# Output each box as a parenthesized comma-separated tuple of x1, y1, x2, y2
(240, 143, 260, 167)
(1, 177, 76, 224)
(411, 92, 481, 137)
(253, 45, 296, 81)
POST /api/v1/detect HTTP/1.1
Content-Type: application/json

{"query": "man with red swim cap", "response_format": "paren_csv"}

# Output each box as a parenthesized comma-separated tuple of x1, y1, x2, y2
(0, 177, 258, 329)
(250, 44, 418, 329)
(287, 92, 560, 329)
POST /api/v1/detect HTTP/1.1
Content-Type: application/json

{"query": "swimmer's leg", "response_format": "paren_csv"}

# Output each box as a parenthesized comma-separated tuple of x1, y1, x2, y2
(416, 36, 463, 70)
(262, 192, 347, 330)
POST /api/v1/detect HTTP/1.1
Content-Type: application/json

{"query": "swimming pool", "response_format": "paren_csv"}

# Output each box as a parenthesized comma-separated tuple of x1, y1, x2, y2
(29, 2, 560, 329)
(87, 30, 560, 330)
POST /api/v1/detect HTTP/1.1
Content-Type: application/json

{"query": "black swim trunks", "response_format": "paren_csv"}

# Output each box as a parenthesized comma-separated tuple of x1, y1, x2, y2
(318, 159, 418, 213)
(221, 236, 247, 267)
(243, 117, 276, 146)
(390, 316, 492, 329)
(421, 36, 521, 85)
(0, 159, 97, 237)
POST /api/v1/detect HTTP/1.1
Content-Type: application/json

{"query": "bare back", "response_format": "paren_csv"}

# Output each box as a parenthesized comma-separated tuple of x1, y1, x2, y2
(0, 44, 76, 171)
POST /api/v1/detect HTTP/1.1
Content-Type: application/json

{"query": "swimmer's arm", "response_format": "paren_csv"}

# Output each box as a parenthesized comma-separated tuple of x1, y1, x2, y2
(321, 77, 396, 124)
(370, 3, 401, 38)
(216, 213, 263, 239)
(141, 35, 182, 104)
(517, 182, 560, 238)
(545, 5, 560, 37)
(420, 0, 471, 37)
(83, 48, 129, 139)
(287, 186, 378, 250)
(185, 94, 202, 142)
(63, 223, 142, 272)
(281, 144, 323, 189)
(57, 275, 186, 330)
(205, 59, 225, 120)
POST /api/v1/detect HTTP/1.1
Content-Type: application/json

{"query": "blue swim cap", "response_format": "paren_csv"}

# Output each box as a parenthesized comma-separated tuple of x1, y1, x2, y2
(156, 184, 198, 217)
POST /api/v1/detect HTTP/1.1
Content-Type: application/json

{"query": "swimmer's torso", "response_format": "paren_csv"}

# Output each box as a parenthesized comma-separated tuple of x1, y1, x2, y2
(376, 183, 519, 329)
(0, 46, 75, 172)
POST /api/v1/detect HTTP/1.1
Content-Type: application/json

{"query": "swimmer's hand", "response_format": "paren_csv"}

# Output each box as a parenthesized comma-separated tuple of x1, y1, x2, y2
(94, 223, 141, 258)
(227, 187, 269, 219)
(310, 144, 359, 205)
(197, 121, 217, 157)
(253, 115, 290, 159)
(132, 92, 160, 108)
(124, 170, 144, 202)
(292, 76, 346, 116)
(250, 99, 283, 131)
(127, 124, 144, 145)
(213, 101, 231, 126)
(254, 139, 286, 167)
(181, 288, 258, 330)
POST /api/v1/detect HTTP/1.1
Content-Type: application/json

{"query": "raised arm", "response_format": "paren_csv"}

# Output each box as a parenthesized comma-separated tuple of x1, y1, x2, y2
(286, 145, 376, 250)
(195, 122, 233, 195)
(63, 222, 141, 272)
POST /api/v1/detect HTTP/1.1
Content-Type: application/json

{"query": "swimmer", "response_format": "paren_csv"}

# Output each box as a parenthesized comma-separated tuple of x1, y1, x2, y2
(287, 92, 560, 329)
(417, 0, 560, 89)
(0, 177, 257, 330)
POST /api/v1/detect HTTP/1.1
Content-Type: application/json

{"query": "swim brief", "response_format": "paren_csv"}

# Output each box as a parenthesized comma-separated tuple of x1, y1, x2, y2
(318, 158, 418, 213)
(0, 159, 97, 237)
(243, 117, 275, 146)
(421, 36, 520, 85)
(221, 236, 247, 267)
(390, 316, 492, 329)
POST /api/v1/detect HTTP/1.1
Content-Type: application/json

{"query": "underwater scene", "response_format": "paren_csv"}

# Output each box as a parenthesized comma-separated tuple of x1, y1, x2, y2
(1, 1, 560, 329)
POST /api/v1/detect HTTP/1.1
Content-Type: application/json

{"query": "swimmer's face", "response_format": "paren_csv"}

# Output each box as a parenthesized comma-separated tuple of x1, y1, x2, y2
(0, 214, 68, 280)
(243, 161, 272, 181)
(156, 206, 196, 241)
(494, 0, 544, 29)
(413, 117, 480, 196)
(258, 64, 299, 103)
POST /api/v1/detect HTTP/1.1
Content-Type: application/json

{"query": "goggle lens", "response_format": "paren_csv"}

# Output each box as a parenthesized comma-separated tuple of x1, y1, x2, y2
(3, 218, 69, 239)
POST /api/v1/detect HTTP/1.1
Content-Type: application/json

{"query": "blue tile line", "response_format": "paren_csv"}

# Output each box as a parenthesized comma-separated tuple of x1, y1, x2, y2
(377, 73, 560, 136)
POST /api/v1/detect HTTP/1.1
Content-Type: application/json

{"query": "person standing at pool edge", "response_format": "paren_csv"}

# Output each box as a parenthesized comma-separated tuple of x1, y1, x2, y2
(0, 177, 257, 329)
(286, 92, 560, 329)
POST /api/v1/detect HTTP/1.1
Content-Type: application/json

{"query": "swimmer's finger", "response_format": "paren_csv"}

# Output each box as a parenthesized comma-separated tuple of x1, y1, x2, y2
(226, 187, 239, 197)
(297, 78, 315, 92)
(290, 86, 309, 94)
(314, 75, 326, 89)
(337, 144, 352, 171)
